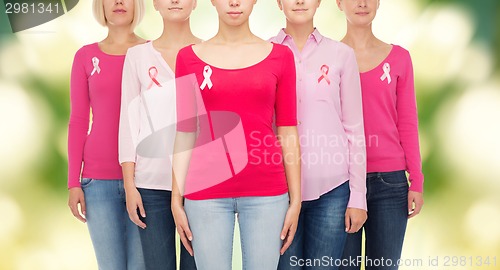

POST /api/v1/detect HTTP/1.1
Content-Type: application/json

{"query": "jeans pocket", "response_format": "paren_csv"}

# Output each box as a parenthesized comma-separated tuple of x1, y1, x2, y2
(378, 171, 409, 188)
(80, 178, 94, 189)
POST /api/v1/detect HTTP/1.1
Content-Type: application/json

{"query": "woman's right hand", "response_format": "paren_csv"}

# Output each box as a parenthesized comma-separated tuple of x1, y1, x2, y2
(172, 202, 194, 256)
(125, 187, 147, 229)
(68, 187, 86, 223)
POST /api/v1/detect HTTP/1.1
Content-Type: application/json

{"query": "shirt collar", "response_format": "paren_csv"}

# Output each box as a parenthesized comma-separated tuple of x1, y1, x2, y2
(275, 28, 324, 44)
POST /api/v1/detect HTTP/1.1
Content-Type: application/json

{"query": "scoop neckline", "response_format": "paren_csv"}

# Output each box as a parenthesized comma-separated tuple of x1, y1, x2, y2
(360, 44, 395, 75)
(94, 42, 127, 57)
(188, 43, 276, 71)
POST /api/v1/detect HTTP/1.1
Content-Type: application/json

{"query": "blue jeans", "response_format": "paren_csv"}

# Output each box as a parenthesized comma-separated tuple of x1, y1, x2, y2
(81, 178, 146, 270)
(184, 193, 289, 270)
(278, 181, 350, 270)
(137, 188, 197, 270)
(340, 171, 409, 270)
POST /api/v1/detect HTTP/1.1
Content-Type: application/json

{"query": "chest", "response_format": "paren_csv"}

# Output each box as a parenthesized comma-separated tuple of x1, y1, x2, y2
(192, 63, 279, 109)
(87, 56, 124, 100)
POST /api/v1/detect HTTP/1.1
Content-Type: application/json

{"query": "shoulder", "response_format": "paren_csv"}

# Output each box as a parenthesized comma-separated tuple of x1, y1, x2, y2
(324, 36, 353, 51)
(271, 43, 294, 59)
(391, 44, 412, 60)
(73, 43, 98, 59)
(178, 44, 195, 58)
(126, 42, 150, 55)
(124, 42, 151, 63)
(321, 37, 356, 60)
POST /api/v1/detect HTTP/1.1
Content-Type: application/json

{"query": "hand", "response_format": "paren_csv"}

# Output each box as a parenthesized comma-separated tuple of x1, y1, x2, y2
(280, 202, 301, 255)
(125, 187, 147, 229)
(344, 208, 367, 233)
(172, 203, 194, 256)
(408, 191, 424, 218)
(68, 187, 86, 223)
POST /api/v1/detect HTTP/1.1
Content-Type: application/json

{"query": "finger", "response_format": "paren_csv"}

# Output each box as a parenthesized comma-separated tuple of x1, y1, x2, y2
(80, 197, 87, 217)
(348, 221, 362, 233)
(138, 203, 146, 218)
(280, 232, 295, 255)
(183, 224, 193, 241)
(280, 221, 291, 240)
(280, 221, 297, 254)
(408, 197, 415, 215)
(345, 214, 351, 233)
(409, 201, 423, 219)
(178, 227, 194, 256)
(78, 201, 87, 223)
(129, 207, 146, 229)
(70, 203, 86, 223)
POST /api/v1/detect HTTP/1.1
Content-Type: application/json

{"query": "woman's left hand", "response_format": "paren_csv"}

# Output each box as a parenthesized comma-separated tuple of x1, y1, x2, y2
(280, 202, 301, 255)
(408, 191, 424, 218)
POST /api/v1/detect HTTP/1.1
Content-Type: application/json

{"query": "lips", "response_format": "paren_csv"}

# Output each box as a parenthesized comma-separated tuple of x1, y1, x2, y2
(227, 11, 243, 15)
(355, 12, 369, 15)
(292, 9, 308, 12)
(113, 9, 126, 13)
(168, 7, 183, 11)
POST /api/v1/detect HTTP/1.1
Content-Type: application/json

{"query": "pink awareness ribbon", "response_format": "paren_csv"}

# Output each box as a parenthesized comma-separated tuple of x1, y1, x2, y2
(380, 63, 391, 84)
(91, 57, 100, 76)
(318, 65, 331, 85)
(147, 66, 162, 89)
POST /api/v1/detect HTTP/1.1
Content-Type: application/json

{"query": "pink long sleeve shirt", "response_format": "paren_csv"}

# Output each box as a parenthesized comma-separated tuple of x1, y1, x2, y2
(67, 43, 125, 188)
(119, 42, 177, 191)
(270, 29, 367, 210)
(361, 45, 424, 192)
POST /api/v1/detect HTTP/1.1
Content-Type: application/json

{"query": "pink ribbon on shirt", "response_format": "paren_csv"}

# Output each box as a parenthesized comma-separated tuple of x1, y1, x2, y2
(318, 65, 331, 85)
(147, 66, 162, 89)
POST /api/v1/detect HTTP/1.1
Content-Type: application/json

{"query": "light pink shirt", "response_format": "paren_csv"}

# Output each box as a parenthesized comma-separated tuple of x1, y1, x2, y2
(119, 42, 177, 190)
(270, 29, 367, 210)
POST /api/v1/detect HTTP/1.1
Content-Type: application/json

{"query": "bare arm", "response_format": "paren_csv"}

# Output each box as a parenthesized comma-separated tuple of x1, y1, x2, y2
(277, 126, 301, 255)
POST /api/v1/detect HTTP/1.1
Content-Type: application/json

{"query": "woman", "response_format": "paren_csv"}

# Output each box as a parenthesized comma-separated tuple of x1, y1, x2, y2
(337, 0, 424, 269)
(171, 0, 301, 269)
(67, 0, 146, 269)
(271, 0, 367, 269)
(119, 0, 200, 269)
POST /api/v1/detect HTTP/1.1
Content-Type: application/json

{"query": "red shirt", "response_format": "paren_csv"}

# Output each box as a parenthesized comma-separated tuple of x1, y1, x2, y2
(175, 44, 297, 200)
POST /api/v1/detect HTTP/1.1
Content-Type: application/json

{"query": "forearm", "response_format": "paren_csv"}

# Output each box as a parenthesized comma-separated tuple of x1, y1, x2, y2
(172, 131, 196, 201)
(171, 173, 184, 207)
(121, 162, 136, 191)
(277, 126, 301, 205)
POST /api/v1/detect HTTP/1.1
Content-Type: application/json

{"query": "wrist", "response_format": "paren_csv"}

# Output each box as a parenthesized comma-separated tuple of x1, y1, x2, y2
(124, 182, 137, 192)
(289, 199, 301, 208)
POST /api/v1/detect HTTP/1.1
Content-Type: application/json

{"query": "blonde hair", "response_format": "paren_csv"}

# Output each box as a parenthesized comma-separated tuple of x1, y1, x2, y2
(92, 0, 145, 29)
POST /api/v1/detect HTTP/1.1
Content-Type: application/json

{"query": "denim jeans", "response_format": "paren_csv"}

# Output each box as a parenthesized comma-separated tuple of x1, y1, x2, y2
(137, 188, 197, 270)
(81, 178, 146, 270)
(278, 181, 350, 270)
(184, 193, 289, 270)
(340, 171, 409, 270)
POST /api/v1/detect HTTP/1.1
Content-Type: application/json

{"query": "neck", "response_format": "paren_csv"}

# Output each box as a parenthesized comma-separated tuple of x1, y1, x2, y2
(214, 20, 254, 44)
(284, 20, 315, 51)
(156, 19, 196, 46)
(342, 22, 377, 49)
(104, 25, 138, 44)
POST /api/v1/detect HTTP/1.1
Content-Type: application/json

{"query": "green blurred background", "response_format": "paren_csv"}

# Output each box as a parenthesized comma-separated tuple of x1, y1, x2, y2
(0, 0, 499, 269)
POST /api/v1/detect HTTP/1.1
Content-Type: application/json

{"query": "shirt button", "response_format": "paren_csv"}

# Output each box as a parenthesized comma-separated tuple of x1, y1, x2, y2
(298, 121, 302, 125)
